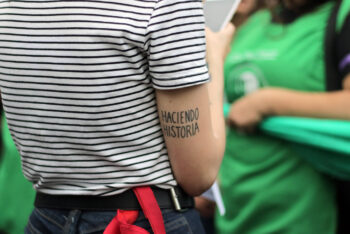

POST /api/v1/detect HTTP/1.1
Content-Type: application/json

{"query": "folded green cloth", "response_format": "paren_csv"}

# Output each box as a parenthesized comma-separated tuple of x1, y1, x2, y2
(260, 117, 350, 180)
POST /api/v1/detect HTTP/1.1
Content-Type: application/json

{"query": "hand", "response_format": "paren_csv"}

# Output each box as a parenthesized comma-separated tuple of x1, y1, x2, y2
(205, 23, 235, 65)
(227, 89, 269, 133)
(205, 24, 235, 98)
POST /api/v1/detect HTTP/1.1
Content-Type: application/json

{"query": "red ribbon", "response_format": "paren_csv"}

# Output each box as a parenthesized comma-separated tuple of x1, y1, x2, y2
(103, 187, 166, 234)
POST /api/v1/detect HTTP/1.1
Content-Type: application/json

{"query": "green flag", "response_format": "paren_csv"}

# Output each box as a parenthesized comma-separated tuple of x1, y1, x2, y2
(260, 117, 350, 180)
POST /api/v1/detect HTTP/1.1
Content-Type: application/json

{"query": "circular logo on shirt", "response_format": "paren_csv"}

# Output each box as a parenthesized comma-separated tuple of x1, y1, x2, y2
(226, 63, 268, 101)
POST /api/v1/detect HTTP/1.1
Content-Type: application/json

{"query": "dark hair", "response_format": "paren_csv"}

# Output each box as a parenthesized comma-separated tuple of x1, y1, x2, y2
(231, 0, 268, 27)
(272, 0, 335, 24)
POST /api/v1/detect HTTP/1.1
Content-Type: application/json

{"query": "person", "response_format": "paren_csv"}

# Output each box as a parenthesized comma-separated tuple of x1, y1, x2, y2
(0, 0, 234, 233)
(216, 0, 349, 233)
(195, 1, 267, 233)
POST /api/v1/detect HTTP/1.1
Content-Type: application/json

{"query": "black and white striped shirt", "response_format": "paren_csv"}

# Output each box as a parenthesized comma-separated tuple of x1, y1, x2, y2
(0, 0, 209, 196)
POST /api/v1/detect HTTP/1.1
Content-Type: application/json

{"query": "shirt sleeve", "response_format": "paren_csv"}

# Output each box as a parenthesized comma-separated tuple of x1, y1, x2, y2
(337, 12, 350, 80)
(145, 0, 210, 90)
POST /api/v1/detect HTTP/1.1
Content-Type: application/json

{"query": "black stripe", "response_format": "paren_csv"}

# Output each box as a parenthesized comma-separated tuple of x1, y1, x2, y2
(150, 35, 205, 48)
(0, 71, 149, 83)
(151, 57, 206, 68)
(0, 33, 145, 45)
(23, 157, 169, 170)
(0, 26, 145, 37)
(0, 12, 149, 22)
(1, 6, 152, 16)
(0, 0, 156, 9)
(8, 117, 160, 136)
(0, 61, 148, 73)
(9, 118, 160, 146)
(22, 165, 171, 178)
(149, 49, 206, 62)
(0, 82, 151, 94)
(5, 103, 157, 122)
(0, 19, 147, 29)
(147, 21, 204, 37)
(0, 50, 143, 59)
(17, 146, 167, 163)
(151, 64, 206, 74)
(2, 91, 153, 108)
(22, 171, 174, 185)
(150, 43, 206, 55)
(153, 78, 209, 89)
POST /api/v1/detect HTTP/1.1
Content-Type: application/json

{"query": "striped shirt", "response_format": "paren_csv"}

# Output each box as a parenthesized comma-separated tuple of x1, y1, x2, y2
(0, 0, 209, 196)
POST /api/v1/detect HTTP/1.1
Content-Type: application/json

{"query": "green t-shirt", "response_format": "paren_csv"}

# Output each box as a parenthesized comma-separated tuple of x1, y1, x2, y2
(216, 3, 337, 234)
(0, 115, 35, 234)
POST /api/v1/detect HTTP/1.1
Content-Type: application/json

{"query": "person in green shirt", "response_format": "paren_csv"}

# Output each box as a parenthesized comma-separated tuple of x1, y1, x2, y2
(217, 0, 350, 233)
(0, 111, 36, 234)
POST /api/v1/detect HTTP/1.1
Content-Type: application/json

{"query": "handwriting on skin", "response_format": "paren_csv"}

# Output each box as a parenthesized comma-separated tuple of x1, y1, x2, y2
(160, 108, 200, 138)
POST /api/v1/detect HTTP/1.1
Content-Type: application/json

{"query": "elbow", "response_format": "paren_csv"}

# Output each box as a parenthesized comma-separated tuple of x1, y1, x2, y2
(178, 170, 218, 196)
(175, 140, 226, 197)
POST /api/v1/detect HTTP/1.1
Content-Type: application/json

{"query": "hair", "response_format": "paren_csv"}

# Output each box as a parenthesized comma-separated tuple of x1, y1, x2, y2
(231, 0, 268, 27)
(272, 0, 335, 23)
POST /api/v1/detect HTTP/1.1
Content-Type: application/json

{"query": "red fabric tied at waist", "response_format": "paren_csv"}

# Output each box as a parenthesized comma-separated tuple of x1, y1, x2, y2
(103, 187, 166, 234)
(103, 210, 146, 234)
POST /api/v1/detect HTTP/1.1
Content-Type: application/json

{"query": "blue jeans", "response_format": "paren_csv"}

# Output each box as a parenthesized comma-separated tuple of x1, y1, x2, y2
(25, 208, 205, 234)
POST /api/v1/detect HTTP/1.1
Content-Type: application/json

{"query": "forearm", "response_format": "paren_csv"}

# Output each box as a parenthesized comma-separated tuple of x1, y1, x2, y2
(207, 59, 226, 139)
(201, 59, 226, 182)
(262, 88, 350, 120)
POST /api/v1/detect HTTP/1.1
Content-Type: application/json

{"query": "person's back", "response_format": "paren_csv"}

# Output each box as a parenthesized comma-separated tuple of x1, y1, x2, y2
(0, 0, 233, 232)
(0, 0, 185, 196)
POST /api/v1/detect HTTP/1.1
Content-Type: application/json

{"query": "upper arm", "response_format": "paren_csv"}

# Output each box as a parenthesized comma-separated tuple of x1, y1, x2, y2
(156, 83, 217, 159)
(155, 82, 225, 196)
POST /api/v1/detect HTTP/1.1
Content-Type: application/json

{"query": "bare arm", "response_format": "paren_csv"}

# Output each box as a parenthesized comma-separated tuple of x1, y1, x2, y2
(156, 25, 234, 196)
(265, 75, 350, 119)
(228, 74, 350, 130)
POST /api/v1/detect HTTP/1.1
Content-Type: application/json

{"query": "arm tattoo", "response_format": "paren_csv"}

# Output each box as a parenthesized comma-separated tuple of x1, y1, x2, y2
(160, 108, 200, 138)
